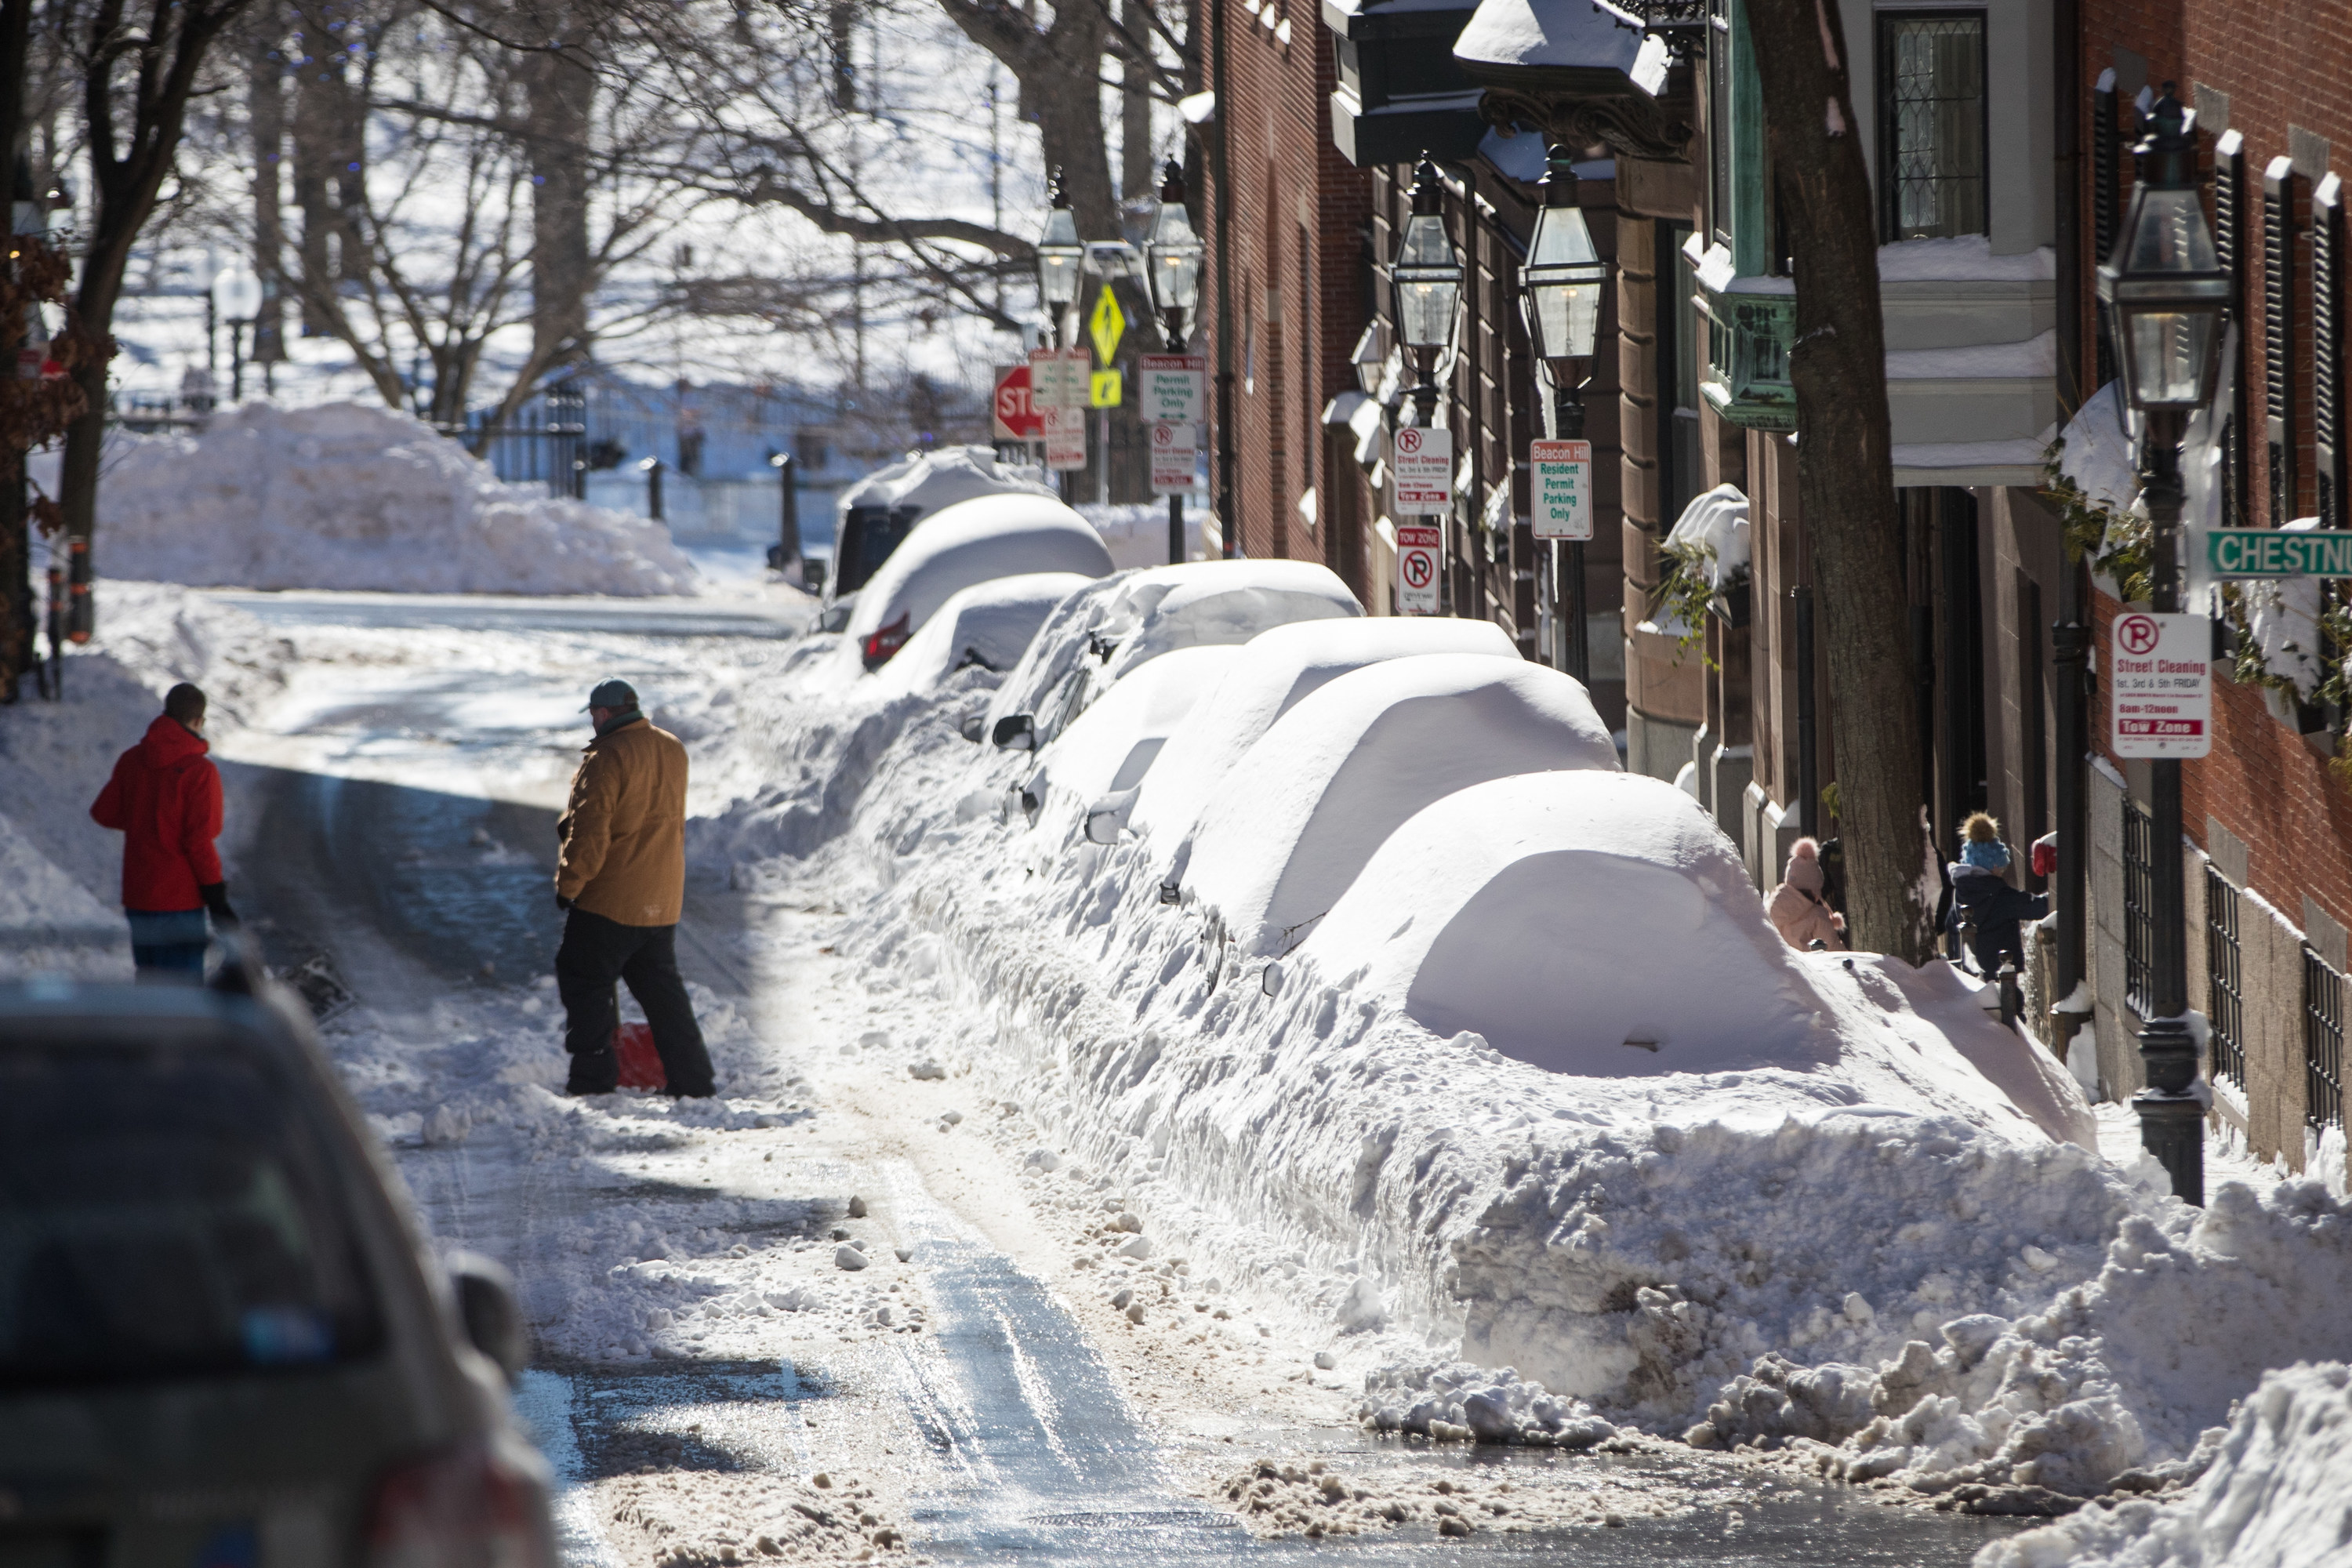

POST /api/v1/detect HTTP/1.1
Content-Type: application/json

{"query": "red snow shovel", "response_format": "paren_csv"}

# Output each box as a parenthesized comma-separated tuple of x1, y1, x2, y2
(613, 1022, 666, 1091)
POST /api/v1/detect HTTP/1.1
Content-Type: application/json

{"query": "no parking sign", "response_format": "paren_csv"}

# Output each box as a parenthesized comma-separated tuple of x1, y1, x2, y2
(1397, 524, 1441, 615)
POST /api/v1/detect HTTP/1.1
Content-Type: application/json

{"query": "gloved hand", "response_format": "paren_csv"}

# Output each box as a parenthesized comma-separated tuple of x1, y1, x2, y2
(556, 893, 575, 912)
(198, 882, 239, 931)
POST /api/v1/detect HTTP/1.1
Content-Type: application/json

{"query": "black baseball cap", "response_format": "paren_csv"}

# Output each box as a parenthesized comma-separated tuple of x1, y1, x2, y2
(583, 678, 640, 711)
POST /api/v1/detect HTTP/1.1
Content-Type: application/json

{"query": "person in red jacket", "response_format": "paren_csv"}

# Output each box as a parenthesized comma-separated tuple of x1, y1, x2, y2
(89, 682, 238, 979)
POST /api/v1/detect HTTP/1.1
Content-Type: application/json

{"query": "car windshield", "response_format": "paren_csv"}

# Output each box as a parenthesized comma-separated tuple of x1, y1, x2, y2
(0, 1044, 384, 1389)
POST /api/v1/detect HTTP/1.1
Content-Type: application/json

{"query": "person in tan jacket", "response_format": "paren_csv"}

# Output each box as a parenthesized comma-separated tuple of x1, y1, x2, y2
(1767, 837, 1846, 953)
(554, 678, 715, 1096)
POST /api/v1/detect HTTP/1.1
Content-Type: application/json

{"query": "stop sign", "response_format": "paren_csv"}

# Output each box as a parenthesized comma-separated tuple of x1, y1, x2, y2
(993, 364, 1044, 441)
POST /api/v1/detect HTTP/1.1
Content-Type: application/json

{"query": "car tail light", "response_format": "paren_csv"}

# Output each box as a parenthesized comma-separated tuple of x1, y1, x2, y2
(365, 1442, 553, 1568)
(861, 612, 911, 669)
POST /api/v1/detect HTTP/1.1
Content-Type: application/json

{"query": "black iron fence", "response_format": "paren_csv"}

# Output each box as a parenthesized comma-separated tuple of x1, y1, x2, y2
(2205, 866, 2246, 1090)
(434, 387, 589, 499)
(2307, 947, 2345, 1130)
(2124, 800, 2155, 1017)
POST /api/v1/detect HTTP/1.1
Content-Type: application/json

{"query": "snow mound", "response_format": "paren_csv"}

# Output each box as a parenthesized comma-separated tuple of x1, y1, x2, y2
(1664, 484, 1751, 592)
(1706, 1178, 2352, 1500)
(982, 560, 1363, 751)
(93, 401, 699, 596)
(1976, 1362, 2352, 1568)
(1016, 644, 1246, 847)
(1300, 772, 1823, 1073)
(869, 572, 1097, 699)
(1180, 655, 1619, 956)
(1130, 615, 1519, 848)
(842, 492, 1113, 647)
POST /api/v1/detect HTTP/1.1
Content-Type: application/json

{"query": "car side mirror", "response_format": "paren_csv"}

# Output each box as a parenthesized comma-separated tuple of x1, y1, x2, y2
(1084, 809, 1120, 844)
(960, 713, 986, 743)
(992, 713, 1035, 750)
(448, 1251, 528, 1382)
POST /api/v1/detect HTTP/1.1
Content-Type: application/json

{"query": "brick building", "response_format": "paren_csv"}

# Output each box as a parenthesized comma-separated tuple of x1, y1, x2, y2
(2071, 0, 2352, 1163)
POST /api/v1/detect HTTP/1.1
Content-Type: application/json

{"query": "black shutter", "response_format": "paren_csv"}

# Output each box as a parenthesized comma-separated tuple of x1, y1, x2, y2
(2266, 156, 2298, 526)
(2094, 74, 2120, 387)
(2215, 130, 2249, 527)
(2318, 175, 2346, 531)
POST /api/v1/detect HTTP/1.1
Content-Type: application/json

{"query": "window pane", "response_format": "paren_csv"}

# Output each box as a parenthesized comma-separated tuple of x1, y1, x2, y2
(0, 1047, 384, 1389)
(1882, 16, 1987, 241)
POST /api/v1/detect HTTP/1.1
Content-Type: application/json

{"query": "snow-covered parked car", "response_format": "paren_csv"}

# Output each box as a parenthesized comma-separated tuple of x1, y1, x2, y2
(1171, 654, 1620, 960)
(1008, 644, 1247, 844)
(867, 572, 1098, 699)
(1126, 615, 1520, 848)
(980, 559, 1361, 753)
(821, 445, 1060, 630)
(843, 493, 1114, 670)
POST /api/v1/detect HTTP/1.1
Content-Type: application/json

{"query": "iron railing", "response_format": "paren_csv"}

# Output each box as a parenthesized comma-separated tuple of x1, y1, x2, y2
(2307, 947, 2346, 1130)
(2205, 866, 2245, 1089)
(2124, 799, 2155, 1017)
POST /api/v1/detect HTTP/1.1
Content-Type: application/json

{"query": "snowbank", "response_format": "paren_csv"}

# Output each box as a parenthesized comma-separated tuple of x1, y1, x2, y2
(92, 401, 699, 596)
(1128, 616, 1519, 849)
(1977, 1361, 2352, 1567)
(841, 492, 1112, 648)
(1179, 655, 1620, 956)
(869, 572, 1097, 699)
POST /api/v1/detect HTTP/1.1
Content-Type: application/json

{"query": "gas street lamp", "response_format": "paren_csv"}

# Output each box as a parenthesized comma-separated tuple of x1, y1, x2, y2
(1144, 161, 1207, 567)
(1519, 143, 1607, 684)
(1143, 162, 1203, 350)
(2096, 82, 2227, 1207)
(1035, 170, 1084, 348)
(1392, 157, 1462, 422)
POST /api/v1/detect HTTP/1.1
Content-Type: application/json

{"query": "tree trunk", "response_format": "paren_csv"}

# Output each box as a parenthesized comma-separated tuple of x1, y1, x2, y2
(249, 16, 287, 366)
(1120, 0, 1153, 210)
(0, 0, 30, 698)
(1744, 0, 1938, 962)
(526, 14, 593, 374)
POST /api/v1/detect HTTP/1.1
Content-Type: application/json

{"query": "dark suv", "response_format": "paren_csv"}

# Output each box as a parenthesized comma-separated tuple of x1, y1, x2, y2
(0, 963, 554, 1568)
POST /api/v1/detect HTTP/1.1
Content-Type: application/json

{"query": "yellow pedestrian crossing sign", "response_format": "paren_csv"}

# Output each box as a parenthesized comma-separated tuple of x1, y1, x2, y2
(1089, 284, 1125, 365)
(1090, 369, 1123, 408)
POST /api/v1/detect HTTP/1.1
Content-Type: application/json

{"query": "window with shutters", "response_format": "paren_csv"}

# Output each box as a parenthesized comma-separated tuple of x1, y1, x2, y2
(2265, 158, 2299, 526)
(2317, 175, 2345, 530)
(2215, 131, 2249, 528)
(1878, 15, 1987, 240)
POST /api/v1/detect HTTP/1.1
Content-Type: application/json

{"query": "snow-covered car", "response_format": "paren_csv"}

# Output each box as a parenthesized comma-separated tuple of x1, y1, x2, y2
(1008, 644, 1247, 844)
(843, 493, 1115, 670)
(1127, 615, 1521, 848)
(1173, 653, 1620, 960)
(867, 571, 1099, 699)
(0, 960, 555, 1567)
(820, 445, 1061, 631)
(981, 559, 1362, 754)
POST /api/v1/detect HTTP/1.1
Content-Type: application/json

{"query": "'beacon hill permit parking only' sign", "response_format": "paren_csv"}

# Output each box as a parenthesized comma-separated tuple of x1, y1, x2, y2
(1530, 438, 1592, 541)
(2109, 612, 2212, 760)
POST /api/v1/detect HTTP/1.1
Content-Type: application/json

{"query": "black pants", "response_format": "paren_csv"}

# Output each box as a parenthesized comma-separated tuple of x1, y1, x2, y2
(555, 908, 716, 1096)
(1955, 884, 2049, 976)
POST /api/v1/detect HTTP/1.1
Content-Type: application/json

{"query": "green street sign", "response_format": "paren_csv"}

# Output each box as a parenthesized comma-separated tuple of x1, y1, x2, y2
(2206, 528, 2352, 578)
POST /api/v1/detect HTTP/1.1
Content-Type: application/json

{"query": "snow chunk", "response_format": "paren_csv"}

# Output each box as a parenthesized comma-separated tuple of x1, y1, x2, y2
(1183, 655, 1620, 956)
(93, 401, 698, 595)
(1130, 615, 1518, 849)
(844, 492, 1113, 650)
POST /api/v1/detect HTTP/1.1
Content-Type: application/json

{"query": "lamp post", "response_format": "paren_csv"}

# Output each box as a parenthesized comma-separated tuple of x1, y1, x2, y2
(1036, 170, 1084, 350)
(1392, 157, 1463, 424)
(210, 267, 263, 403)
(1518, 143, 1607, 683)
(2097, 83, 2229, 1207)
(1145, 161, 1205, 565)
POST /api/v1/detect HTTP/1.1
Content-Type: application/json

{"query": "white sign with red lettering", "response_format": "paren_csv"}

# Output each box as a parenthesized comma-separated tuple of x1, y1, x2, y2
(1043, 402, 1089, 470)
(1396, 523, 1442, 614)
(1392, 426, 1452, 516)
(1149, 422, 1197, 495)
(1138, 354, 1207, 423)
(1530, 438, 1592, 541)
(1028, 345, 1091, 412)
(2109, 612, 2212, 759)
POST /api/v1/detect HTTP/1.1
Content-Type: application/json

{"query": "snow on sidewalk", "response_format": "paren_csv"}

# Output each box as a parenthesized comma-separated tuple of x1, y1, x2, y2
(688, 599, 2352, 1522)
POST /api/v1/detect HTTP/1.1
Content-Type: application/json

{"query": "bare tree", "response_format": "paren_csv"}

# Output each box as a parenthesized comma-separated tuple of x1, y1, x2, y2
(54, 0, 257, 640)
(1745, 0, 1936, 962)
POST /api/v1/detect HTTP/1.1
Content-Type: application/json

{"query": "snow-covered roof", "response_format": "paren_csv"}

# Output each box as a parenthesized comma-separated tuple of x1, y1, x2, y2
(1886, 329, 2056, 381)
(1452, 0, 1642, 74)
(835, 445, 1055, 521)
(844, 492, 1112, 645)
(1131, 616, 1519, 849)
(1181, 653, 1619, 955)
(869, 571, 1098, 699)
